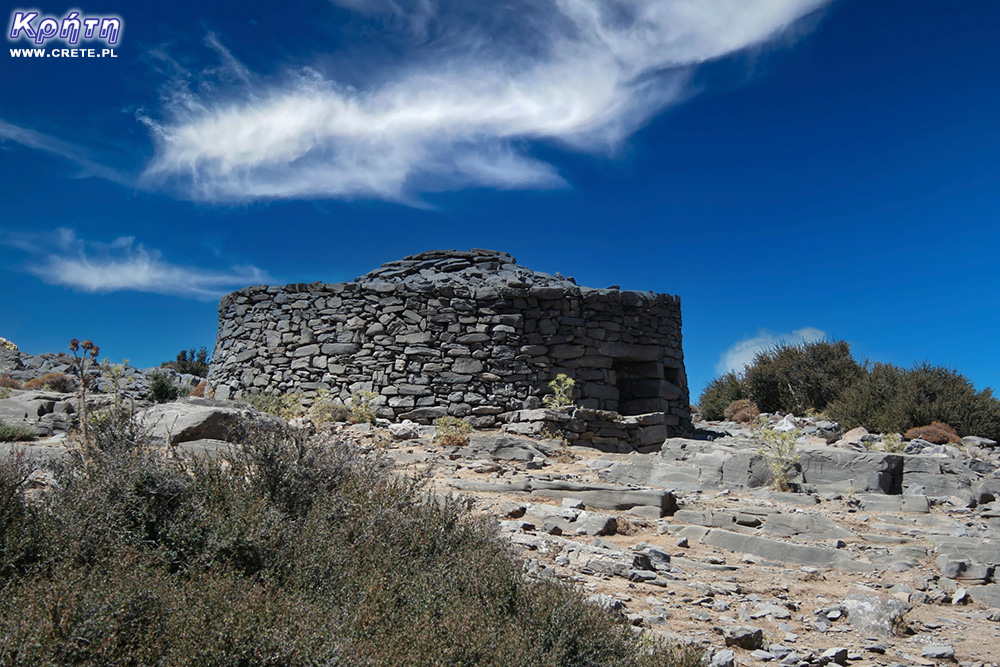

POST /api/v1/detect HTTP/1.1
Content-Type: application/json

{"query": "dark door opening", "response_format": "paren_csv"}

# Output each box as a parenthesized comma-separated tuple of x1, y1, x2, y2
(612, 359, 664, 415)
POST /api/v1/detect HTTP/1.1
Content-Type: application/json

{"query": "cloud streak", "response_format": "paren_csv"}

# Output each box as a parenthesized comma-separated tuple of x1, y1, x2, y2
(4, 228, 269, 300)
(142, 0, 831, 202)
(0, 120, 132, 186)
(717, 326, 827, 376)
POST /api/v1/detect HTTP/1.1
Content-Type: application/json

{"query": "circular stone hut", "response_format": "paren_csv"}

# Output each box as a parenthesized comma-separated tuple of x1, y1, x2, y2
(209, 249, 690, 432)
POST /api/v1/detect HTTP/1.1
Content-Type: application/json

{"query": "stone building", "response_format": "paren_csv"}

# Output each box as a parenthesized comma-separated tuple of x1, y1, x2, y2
(209, 249, 690, 434)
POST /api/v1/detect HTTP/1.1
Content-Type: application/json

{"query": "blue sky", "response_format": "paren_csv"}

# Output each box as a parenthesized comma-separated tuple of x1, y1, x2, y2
(1, 0, 998, 400)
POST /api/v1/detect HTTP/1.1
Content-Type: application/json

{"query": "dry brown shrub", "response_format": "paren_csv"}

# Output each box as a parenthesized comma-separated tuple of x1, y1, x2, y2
(189, 380, 207, 398)
(904, 421, 961, 444)
(725, 398, 760, 424)
(0, 375, 20, 389)
(23, 372, 76, 393)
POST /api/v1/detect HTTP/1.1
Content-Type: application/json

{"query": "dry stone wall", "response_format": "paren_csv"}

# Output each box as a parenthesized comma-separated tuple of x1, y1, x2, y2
(209, 250, 690, 432)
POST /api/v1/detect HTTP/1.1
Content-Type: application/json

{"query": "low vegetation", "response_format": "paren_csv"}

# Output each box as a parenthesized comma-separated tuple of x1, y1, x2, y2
(23, 372, 76, 393)
(434, 415, 474, 446)
(723, 398, 759, 424)
(543, 373, 576, 409)
(148, 370, 180, 404)
(697, 371, 747, 421)
(0, 407, 695, 667)
(0, 420, 35, 442)
(699, 342, 1000, 442)
(346, 390, 379, 424)
(162, 347, 210, 377)
(828, 362, 1000, 442)
(903, 421, 961, 445)
(754, 421, 801, 492)
(243, 390, 305, 420)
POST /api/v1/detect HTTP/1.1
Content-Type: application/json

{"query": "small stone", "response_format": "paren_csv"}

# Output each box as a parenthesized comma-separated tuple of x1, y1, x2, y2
(676, 537, 689, 548)
(922, 645, 955, 660)
(711, 649, 735, 667)
(723, 625, 764, 650)
(821, 648, 849, 665)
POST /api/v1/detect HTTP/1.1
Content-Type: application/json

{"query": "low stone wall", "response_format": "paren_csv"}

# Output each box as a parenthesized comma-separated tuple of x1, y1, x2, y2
(500, 408, 672, 453)
(210, 250, 691, 432)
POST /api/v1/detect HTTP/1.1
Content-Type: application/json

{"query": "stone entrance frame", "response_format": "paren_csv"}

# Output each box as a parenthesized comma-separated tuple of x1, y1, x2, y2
(209, 249, 690, 433)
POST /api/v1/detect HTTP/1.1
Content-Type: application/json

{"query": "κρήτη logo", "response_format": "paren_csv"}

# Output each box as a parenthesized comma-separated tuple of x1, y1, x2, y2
(8, 9, 123, 46)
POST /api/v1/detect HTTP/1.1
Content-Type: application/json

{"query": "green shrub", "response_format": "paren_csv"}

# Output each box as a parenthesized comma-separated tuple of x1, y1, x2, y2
(754, 423, 800, 492)
(828, 362, 1000, 442)
(744, 340, 864, 415)
(307, 389, 351, 424)
(0, 420, 35, 442)
(434, 416, 474, 446)
(0, 418, 697, 667)
(148, 371, 180, 404)
(543, 374, 576, 409)
(347, 390, 378, 424)
(163, 347, 210, 377)
(243, 391, 304, 420)
(882, 433, 904, 452)
(698, 371, 747, 421)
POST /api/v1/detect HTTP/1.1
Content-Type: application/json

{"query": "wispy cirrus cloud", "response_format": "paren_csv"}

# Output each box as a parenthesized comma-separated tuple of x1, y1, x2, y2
(4, 228, 269, 300)
(0, 120, 132, 186)
(717, 326, 827, 376)
(140, 0, 831, 203)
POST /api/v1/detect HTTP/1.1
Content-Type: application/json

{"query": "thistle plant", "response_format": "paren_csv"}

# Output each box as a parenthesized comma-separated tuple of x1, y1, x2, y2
(753, 417, 801, 492)
(543, 374, 576, 409)
(69, 339, 100, 442)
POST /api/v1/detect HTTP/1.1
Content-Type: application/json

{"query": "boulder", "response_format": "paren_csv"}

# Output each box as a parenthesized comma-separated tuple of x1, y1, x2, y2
(140, 398, 275, 445)
(797, 446, 902, 494)
(388, 419, 421, 440)
(841, 591, 909, 636)
(722, 625, 763, 650)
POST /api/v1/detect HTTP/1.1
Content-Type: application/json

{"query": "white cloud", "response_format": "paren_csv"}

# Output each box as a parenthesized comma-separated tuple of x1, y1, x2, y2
(5, 228, 269, 300)
(142, 0, 831, 202)
(716, 326, 827, 376)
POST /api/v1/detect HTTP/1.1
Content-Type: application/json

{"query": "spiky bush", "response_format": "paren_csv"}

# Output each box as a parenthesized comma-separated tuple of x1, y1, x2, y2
(828, 362, 1000, 442)
(0, 415, 698, 667)
(543, 374, 576, 409)
(743, 340, 864, 415)
(698, 372, 747, 421)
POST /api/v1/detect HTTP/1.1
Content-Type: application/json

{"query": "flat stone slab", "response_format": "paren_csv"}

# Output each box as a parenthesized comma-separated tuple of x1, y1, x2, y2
(446, 477, 676, 516)
(761, 513, 853, 541)
(681, 527, 875, 572)
(529, 479, 677, 516)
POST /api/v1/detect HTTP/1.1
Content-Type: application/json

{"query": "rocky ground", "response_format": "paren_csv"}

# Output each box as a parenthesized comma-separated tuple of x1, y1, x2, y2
(3, 390, 1000, 667)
